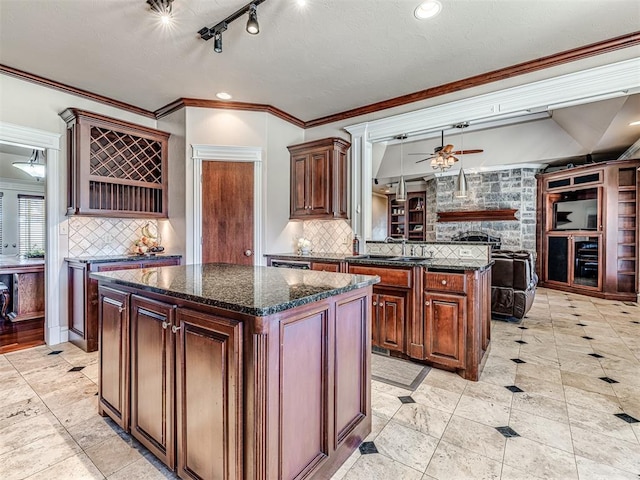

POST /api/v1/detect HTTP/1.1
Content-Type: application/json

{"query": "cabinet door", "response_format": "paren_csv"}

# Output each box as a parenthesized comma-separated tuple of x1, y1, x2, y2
(308, 151, 331, 216)
(130, 296, 176, 469)
(377, 292, 405, 353)
(175, 309, 242, 480)
(98, 286, 130, 430)
(291, 153, 309, 218)
(424, 292, 466, 369)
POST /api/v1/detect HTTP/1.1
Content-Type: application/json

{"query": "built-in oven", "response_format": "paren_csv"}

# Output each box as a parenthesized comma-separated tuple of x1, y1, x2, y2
(270, 259, 311, 269)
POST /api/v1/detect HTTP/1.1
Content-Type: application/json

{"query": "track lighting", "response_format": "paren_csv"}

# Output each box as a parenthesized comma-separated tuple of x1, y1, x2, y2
(246, 4, 259, 34)
(199, 0, 267, 53)
(146, 0, 174, 24)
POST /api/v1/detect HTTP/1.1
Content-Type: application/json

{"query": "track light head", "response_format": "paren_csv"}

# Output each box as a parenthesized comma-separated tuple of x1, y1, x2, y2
(214, 32, 223, 53)
(246, 4, 259, 34)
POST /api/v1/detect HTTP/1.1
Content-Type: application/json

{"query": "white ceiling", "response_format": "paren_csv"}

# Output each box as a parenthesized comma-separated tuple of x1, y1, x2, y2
(1, 0, 639, 122)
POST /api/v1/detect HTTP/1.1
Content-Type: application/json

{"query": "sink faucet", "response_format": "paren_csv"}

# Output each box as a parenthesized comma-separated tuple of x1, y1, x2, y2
(384, 236, 407, 256)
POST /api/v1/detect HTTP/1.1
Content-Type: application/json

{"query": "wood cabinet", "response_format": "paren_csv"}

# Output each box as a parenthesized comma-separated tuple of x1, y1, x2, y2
(175, 308, 242, 480)
(130, 296, 176, 469)
(422, 269, 490, 380)
(67, 256, 181, 352)
(537, 159, 640, 300)
(348, 264, 413, 356)
(288, 137, 350, 220)
(387, 192, 426, 241)
(95, 277, 371, 479)
(60, 108, 170, 218)
(311, 261, 342, 272)
(372, 289, 406, 353)
(348, 260, 491, 381)
(97, 286, 130, 430)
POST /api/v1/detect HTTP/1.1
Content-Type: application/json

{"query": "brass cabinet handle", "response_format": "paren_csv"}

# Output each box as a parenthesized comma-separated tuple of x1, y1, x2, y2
(171, 325, 181, 334)
(425, 301, 430, 306)
(372, 301, 377, 306)
(118, 306, 124, 313)
(441, 280, 447, 285)
(162, 321, 169, 329)
(380, 302, 384, 307)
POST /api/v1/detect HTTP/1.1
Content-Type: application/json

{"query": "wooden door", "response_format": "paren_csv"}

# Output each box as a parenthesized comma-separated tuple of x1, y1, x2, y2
(202, 161, 254, 265)
(98, 286, 130, 430)
(290, 153, 309, 218)
(309, 151, 330, 216)
(130, 296, 176, 469)
(424, 292, 466, 369)
(175, 308, 242, 480)
(377, 291, 405, 353)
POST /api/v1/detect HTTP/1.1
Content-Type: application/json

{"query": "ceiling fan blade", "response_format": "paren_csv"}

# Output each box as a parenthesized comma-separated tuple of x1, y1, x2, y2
(441, 144, 455, 154)
(452, 149, 484, 155)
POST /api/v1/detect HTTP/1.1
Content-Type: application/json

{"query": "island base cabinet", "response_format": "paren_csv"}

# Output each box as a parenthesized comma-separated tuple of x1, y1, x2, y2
(98, 286, 130, 430)
(423, 292, 466, 369)
(130, 296, 176, 470)
(175, 309, 243, 480)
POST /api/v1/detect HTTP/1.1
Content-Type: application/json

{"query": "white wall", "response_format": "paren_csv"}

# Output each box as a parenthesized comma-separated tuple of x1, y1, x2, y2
(0, 74, 159, 344)
(184, 107, 304, 260)
(0, 176, 45, 255)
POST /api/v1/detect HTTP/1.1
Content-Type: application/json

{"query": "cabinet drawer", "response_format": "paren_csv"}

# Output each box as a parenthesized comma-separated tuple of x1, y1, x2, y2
(349, 265, 411, 288)
(311, 261, 341, 272)
(97, 262, 143, 272)
(424, 272, 465, 293)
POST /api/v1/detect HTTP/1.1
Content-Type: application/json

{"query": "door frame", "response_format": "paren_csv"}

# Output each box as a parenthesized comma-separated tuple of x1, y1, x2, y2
(0, 121, 64, 345)
(190, 145, 263, 265)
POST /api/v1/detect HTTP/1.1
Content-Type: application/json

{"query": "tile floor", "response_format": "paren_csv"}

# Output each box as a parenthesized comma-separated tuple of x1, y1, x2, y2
(1, 287, 639, 480)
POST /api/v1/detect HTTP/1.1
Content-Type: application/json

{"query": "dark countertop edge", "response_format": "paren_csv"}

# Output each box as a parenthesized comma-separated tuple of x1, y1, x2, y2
(347, 257, 494, 270)
(90, 273, 379, 317)
(366, 240, 494, 246)
(265, 253, 349, 262)
(65, 254, 183, 264)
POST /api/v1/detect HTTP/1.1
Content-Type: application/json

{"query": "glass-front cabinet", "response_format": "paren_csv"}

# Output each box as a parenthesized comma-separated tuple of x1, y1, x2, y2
(537, 159, 640, 301)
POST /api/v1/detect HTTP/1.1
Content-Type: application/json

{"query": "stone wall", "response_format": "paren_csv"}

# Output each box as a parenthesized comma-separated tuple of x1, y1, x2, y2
(426, 168, 540, 252)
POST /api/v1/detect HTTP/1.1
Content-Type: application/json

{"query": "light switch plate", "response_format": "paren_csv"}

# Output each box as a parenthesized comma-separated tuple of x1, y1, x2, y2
(59, 220, 68, 235)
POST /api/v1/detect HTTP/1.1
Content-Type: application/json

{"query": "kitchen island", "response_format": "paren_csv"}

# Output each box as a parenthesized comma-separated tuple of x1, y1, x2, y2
(91, 263, 378, 480)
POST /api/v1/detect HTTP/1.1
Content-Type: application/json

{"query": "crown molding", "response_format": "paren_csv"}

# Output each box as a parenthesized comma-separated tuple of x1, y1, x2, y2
(306, 31, 640, 128)
(2, 31, 638, 129)
(155, 98, 306, 128)
(0, 64, 156, 119)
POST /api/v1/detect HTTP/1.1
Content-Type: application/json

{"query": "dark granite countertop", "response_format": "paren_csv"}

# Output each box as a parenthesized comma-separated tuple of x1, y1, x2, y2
(265, 252, 350, 262)
(90, 263, 379, 316)
(347, 255, 493, 271)
(65, 254, 182, 264)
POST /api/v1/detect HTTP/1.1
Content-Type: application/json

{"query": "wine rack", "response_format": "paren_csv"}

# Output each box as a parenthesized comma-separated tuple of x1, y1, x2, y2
(60, 108, 169, 218)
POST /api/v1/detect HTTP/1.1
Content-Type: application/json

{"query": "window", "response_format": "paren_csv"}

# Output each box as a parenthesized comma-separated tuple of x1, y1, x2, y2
(0, 192, 3, 254)
(18, 195, 45, 256)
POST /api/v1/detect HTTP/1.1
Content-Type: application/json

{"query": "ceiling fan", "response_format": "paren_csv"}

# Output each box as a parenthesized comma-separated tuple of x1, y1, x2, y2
(409, 124, 483, 170)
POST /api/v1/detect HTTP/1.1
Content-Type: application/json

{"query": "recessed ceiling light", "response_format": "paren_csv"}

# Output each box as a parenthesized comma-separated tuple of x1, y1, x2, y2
(629, 120, 640, 126)
(216, 92, 232, 100)
(414, 0, 442, 20)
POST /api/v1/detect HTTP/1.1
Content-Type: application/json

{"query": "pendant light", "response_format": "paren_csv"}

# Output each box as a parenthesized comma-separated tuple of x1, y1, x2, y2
(396, 134, 407, 202)
(454, 123, 469, 198)
(13, 149, 46, 179)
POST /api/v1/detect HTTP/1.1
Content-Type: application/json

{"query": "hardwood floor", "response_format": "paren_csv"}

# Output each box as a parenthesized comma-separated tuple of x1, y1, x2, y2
(0, 317, 45, 354)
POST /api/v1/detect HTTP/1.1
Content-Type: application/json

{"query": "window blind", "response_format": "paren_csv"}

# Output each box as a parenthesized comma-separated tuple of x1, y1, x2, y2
(0, 192, 3, 255)
(18, 194, 45, 256)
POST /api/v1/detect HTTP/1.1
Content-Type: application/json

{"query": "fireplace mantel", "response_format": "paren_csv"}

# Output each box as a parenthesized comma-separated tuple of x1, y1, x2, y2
(437, 209, 518, 223)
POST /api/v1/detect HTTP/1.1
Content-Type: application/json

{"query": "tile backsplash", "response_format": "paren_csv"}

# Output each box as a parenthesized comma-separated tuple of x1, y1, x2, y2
(367, 241, 490, 262)
(68, 217, 158, 257)
(301, 220, 353, 255)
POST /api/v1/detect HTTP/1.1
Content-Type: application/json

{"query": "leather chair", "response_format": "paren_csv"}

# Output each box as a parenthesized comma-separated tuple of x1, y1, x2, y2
(491, 250, 538, 320)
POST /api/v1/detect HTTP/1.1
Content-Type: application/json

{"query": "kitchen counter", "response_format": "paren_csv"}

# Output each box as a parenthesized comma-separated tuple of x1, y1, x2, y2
(0, 255, 44, 271)
(265, 252, 350, 262)
(91, 262, 379, 316)
(65, 253, 182, 264)
(94, 262, 376, 479)
(347, 255, 494, 271)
